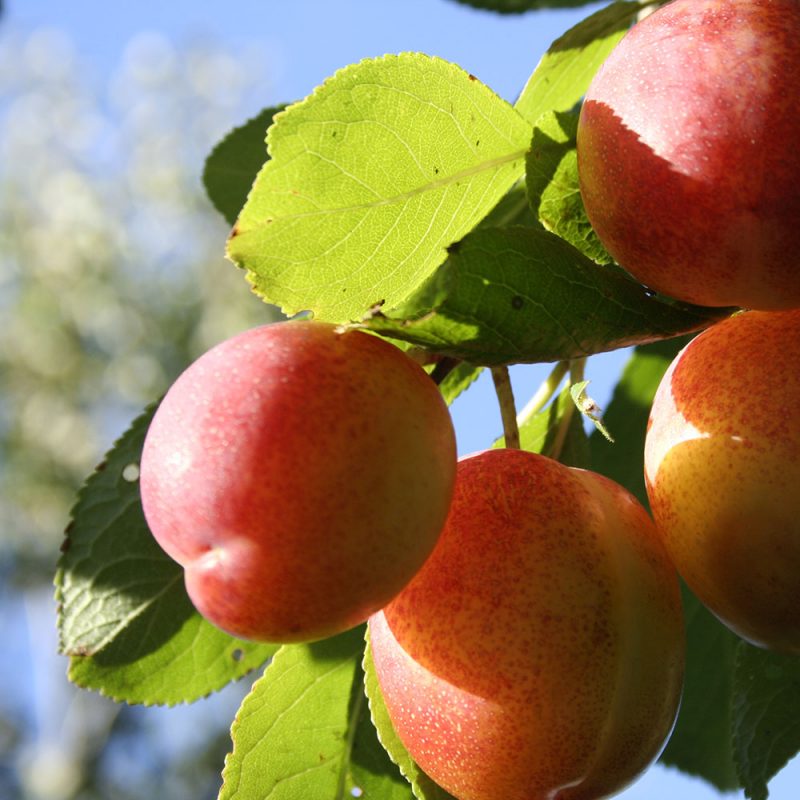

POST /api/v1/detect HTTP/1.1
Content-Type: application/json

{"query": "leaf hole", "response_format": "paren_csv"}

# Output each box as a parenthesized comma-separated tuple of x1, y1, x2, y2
(351, 788, 363, 797)
(231, 648, 244, 662)
(122, 463, 140, 482)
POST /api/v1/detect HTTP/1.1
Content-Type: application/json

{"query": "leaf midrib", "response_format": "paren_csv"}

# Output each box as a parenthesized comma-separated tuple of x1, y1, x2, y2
(240, 148, 528, 232)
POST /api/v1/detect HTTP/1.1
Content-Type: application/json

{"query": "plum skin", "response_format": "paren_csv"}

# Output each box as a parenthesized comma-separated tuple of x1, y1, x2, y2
(140, 320, 457, 644)
(370, 448, 685, 800)
(577, 0, 800, 310)
(645, 309, 800, 654)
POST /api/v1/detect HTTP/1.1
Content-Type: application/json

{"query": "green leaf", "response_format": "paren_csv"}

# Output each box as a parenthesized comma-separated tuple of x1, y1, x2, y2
(514, 1, 643, 126)
(56, 405, 275, 705)
(362, 227, 730, 366)
(363, 629, 457, 800)
(526, 110, 613, 264)
(220, 627, 409, 800)
(733, 645, 800, 800)
(588, 340, 740, 791)
(203, 105, 285, 226)
(227, 54, 532, 322)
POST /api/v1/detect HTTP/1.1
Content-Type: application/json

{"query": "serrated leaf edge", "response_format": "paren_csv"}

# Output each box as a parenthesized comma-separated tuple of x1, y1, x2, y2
(54, 402, 159, 653)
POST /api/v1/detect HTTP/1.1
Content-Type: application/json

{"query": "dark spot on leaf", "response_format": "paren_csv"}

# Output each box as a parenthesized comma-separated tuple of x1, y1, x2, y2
(60, 536, 71, 554)
(230, 223, 240, 238)
(511, 296, 524, 310)
(95, 461, 107, 472)
(476, 140, 480, 147)
(231, 648, 244, 662)
(332, 131, 337, 137)
(468, 73, 477, 81)
(447, 240, 462, 255)
(434, 166, 439, 174)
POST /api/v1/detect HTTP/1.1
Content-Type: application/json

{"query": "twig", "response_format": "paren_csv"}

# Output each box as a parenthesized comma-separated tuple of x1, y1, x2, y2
(491, 365, 520, 449)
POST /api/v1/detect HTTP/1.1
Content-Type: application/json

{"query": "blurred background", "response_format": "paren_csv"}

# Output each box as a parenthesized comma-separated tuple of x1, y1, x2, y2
(0, 1, 797, 798)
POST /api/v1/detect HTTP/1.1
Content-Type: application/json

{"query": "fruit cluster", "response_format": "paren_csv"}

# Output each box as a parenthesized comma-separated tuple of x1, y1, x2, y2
(138, 1, 800, 798)
(141, 319, 687, 800)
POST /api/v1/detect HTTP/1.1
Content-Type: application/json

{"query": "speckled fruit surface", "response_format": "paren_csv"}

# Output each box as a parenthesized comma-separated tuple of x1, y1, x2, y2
(577, 0, 800, 310)
(645, 309, 800, 653)
(369, 448, 684, 800)
(140, 320, 456, 644)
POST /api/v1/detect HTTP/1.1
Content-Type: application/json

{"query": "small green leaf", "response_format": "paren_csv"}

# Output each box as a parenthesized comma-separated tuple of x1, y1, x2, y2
(363, 629, 457, 800)
(514, 1, 644, 126)
(569, 379, 613, 441)
(526, 110, 613, 264)
(362, 227, 729, 366)
(227, 54, 531, 322)
(220, 628, 408, 800)
(732, 644, 800, 800)
(436, 361, 483, 407)
(203, 106, 285, 226)
(56, 405, 275, 705)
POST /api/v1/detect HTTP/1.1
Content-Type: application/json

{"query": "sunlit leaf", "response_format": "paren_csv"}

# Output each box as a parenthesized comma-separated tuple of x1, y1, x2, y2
(362, 227, 729, 365)
(227, 54, 531, 322)
(56, 405, 275, 705)
(514, 1, 644, 126)
(219, 628, 410, 800)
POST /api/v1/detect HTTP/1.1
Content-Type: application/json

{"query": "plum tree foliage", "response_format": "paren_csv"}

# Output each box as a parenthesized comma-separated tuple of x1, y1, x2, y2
(56, 1, 800, 799)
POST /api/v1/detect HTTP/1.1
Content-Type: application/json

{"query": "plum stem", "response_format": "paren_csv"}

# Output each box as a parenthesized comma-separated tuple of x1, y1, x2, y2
(491, 365, 520, 449)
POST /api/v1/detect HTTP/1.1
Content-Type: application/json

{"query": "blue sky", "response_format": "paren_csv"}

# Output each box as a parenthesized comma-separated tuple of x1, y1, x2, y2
(3, 1, 798, 798)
